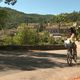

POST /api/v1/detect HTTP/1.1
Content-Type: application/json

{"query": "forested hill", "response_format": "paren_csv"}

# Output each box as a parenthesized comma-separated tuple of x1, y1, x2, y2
(0, 7, 54, 29)
(0, 7, 80, 29)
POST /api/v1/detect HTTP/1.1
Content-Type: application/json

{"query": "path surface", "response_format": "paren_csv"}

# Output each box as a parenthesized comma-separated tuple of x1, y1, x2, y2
(0, 42, 80, 80)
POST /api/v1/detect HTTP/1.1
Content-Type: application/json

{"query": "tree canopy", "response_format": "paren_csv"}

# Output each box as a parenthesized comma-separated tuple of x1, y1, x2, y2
(0, 0, 17, 5)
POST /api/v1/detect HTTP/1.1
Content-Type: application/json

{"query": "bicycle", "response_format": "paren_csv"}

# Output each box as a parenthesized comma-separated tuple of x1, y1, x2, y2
(66, 43, 77, 66)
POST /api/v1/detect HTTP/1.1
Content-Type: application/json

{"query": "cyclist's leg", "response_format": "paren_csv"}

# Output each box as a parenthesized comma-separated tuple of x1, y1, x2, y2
(67, 47, 73, 65)
(67, 47, 72, 57)
(72, 42, 77, 63)
(73, 43, 77, 55)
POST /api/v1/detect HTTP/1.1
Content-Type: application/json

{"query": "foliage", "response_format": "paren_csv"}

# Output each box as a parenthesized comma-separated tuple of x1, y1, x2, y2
(76, 27, 80, 39)
(48, 36, 56, 44)
(54, 37, 64, 44)
(38, 31, 50, 45)
(48, 36, 64, 45)
(13, 23, 37, 45)
(1, 7, 80, 30)
(2, 26, 64, 45)
(0, 7, 55, 29)
(0, 9, 9, 29)
(0, 7, 80, 45)
(0, 0, 17, 5)
(3, 35, 13, 45)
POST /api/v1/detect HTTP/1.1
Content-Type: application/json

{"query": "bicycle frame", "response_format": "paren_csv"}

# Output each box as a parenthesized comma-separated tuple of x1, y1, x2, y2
(67, 46, 77, 66)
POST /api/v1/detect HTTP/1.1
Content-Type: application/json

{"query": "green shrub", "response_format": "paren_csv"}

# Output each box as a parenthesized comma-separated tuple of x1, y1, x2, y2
(49, 36, 64, 45)
(38, 31, 50, 45)
(13, 23, 37, 45)
(3, 35, 14, 45)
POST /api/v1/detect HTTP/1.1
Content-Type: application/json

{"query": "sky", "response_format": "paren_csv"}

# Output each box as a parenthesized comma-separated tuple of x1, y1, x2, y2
(0, 0, 80, 15)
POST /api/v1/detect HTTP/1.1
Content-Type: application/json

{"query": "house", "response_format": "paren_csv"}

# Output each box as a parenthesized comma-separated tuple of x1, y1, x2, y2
(45, 25, 68, 36)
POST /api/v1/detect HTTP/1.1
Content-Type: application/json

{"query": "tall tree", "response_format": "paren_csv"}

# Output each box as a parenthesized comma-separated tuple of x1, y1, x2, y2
(0, 9, 8, 29)
(0, 0, 17, 5)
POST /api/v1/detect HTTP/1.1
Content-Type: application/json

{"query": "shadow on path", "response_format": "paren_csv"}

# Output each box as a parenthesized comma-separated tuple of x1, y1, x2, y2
(0, 50, 78, 71)
(29, 52, 67, 59)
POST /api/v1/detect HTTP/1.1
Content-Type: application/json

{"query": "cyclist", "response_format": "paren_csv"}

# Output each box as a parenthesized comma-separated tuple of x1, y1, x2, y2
(69, 27, 77, 48)
(67, 27, 78, 61)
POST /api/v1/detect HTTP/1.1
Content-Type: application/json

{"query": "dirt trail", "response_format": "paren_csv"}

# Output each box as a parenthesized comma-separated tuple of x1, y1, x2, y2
(0, 42, 80, 80)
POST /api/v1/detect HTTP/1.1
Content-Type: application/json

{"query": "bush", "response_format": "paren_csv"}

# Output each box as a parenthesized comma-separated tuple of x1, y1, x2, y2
(38, 31, 50, 45)
(49, 36, 64, 45)
(3, 35, 14, 45)
(13, 23, 37, 45)
(2, 23, 64, 45)
(76, 27, 80, 39)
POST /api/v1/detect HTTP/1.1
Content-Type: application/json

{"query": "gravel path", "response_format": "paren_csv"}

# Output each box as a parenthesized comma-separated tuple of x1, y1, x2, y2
(0, 42, 80, 80)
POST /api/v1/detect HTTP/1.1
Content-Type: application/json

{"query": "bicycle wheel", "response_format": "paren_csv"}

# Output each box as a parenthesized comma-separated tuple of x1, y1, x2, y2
(73, 53, 77, 63)
(67, 51, 72, 66)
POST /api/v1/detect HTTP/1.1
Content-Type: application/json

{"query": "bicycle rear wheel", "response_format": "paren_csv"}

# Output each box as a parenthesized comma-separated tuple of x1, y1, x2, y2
(73, 53, 77, 63)
(67, 52, 72, 66)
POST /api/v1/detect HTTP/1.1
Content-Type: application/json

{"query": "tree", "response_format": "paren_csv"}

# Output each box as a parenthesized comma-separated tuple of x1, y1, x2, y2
(67, 11, 79, 22)
(0, 9, 8, 29)
(0, 0, 17, 5)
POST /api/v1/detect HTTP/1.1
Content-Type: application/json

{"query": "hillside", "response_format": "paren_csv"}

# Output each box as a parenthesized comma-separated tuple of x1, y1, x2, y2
(0, 7, 80, 29)
(0, 7, 54, 29)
